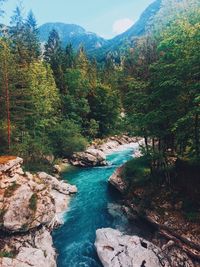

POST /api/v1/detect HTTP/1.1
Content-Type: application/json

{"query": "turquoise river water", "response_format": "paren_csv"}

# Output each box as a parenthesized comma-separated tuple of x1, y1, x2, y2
(52, 148, 150, 267)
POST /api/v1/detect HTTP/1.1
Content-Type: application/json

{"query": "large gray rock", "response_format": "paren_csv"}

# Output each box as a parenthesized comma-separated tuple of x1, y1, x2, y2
(95, 228, 170, 267)
(0, 228, 56, 267)
(3, 184, 55, 232)
(109, 166, 127, 193)
(0, 157, 23, 173)
(0, 157, 78, 267)
(70, 148, 107, 167)
(38, 172, 77, 194)
(93, 135, 143, 154)
(50, 189, 71, 213)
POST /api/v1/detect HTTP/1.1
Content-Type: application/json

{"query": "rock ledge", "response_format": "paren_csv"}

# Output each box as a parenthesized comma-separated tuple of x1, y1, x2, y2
(95, 228, 170, 267)
(0, 156, 77, 267)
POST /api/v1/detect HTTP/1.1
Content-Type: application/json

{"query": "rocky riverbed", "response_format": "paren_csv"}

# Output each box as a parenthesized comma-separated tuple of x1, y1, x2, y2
(69, 135, 143, 167)
(0, 156, 77, 267)
(106, 164, 200, 267)
(95, 228, 171, 267)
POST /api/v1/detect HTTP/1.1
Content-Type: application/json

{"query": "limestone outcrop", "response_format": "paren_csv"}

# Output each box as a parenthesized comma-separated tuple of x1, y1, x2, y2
(0, 228, 56, 267)
(0, 156, 77, 267)
(70, 148, 107, 167)
(70, 136, 143, 167)
(91, 135, 143, 154)
(95, 228, 170, 267)
(108, 166, 127, 193)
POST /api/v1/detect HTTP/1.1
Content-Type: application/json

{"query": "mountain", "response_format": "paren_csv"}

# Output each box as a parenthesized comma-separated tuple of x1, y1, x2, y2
(39, 0, 198, 59)
(109, 0, 162, 47)
(38, 23, 108, 51)
(38, 0, 162, 54)
(90, 0, 162, 59)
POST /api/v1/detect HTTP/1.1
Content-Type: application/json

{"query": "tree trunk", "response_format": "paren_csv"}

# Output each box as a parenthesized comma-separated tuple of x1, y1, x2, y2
(144, 136, 149, 153)
(194, 113, 199, 157)
(2, 43, 11, 151)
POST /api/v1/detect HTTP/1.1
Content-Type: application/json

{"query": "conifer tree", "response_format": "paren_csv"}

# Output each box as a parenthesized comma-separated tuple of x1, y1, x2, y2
(44, 29, 66, 92)
(0, 39, 12, 151)
(24, 10, 41, 63)
(65, 43, 75, 68)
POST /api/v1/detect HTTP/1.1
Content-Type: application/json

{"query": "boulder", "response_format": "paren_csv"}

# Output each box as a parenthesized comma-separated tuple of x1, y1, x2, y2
(0, 157, 23, 173)
(38, 172, 77, 194)
(70, 149, 107, 167)
(0, 156, 78, 267)
(3, 184, 55, 232)
(95, 228, 170, 267)
(96, 135, 143, 154)
(53, 164, 62, 173)
(0, 228, 56, 267)
(50, 189, 71, 213)
(109, 166, 127, 193)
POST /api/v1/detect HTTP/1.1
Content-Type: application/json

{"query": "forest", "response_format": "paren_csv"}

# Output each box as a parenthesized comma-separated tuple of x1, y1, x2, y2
(0, 0, 200, 266)
(0, 0, 199, 186)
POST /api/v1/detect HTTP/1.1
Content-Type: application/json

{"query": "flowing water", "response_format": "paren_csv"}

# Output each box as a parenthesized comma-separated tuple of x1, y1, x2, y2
(53, 147, 149, 267)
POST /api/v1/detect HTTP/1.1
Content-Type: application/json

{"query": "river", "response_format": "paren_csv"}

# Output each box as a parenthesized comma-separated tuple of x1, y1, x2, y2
(52, 147, 148, 267)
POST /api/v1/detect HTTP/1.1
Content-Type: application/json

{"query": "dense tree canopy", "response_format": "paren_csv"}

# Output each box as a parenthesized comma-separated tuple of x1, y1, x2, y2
(0, 6, 122, 161)
(0, 2, 199, 174)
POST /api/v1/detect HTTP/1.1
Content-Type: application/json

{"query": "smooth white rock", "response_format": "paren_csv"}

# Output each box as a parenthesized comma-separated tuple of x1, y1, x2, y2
(95, 228, 170, 267)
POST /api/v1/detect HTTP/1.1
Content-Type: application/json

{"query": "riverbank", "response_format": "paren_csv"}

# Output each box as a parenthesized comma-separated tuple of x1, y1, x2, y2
(69, 135, 143, 167)
(52, 147, 139, 267)
(108, 162, 200, 266)
(0, 156, 77, 267)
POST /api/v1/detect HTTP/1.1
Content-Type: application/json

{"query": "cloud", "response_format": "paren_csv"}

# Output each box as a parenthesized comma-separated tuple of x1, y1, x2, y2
(112, 18, 134, 35)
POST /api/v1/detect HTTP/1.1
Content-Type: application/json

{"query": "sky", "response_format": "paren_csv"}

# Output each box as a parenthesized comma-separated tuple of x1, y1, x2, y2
(2, 0, 154, 39)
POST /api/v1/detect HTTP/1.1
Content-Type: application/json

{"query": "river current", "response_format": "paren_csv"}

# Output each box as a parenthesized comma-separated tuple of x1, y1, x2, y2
(53, 147, 142, 267)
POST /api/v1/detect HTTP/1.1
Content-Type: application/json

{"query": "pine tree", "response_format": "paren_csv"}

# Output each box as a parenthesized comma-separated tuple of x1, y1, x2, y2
(44, 29, 66, 92)
(24, 10, 41, 63)
(64, 43, 75, 68)
(0, 39, 12, 151)
(75, 46, 89, 77)
(10, 5, 28, 64)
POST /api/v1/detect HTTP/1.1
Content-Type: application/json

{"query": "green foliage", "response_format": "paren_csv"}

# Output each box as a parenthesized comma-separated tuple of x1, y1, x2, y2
(0, 250, 15, 258)
(122, 156, 151, 187)
(88, 85, 121, 137)
(29, 193, 37, 211)
(122, 7, 200, 170)
(4, 182, 20, 198)
(11, 133, 52, 162)
(0, 7, 124, 161)
(49, 120, 88, 157)
(0, 121, 7, 153)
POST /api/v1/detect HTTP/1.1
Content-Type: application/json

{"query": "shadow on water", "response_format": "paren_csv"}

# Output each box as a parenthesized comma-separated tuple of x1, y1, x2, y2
(52, 148, 153, 267)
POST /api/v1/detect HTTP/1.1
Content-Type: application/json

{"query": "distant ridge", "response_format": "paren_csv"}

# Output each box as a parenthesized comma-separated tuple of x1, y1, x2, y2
(39, 22, 108, 52)
(39, 0, 198, 60)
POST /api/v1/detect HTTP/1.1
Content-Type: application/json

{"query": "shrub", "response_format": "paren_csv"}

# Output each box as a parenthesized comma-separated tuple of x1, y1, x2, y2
(49, 120, 88, 157)
(11, 133, 52, 163)
(29, 193, 37, 211)
(122, 156, 151, 188)
(0, 251, 14, 258)
(4, 182, 20, 198)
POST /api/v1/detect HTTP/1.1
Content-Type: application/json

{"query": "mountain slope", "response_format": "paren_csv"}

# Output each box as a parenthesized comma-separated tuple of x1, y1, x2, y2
(90, 0, 162, 59)
(39, 22, 108, 51)
(109, 0, 161, 47)
(39, 0, 199, 59)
